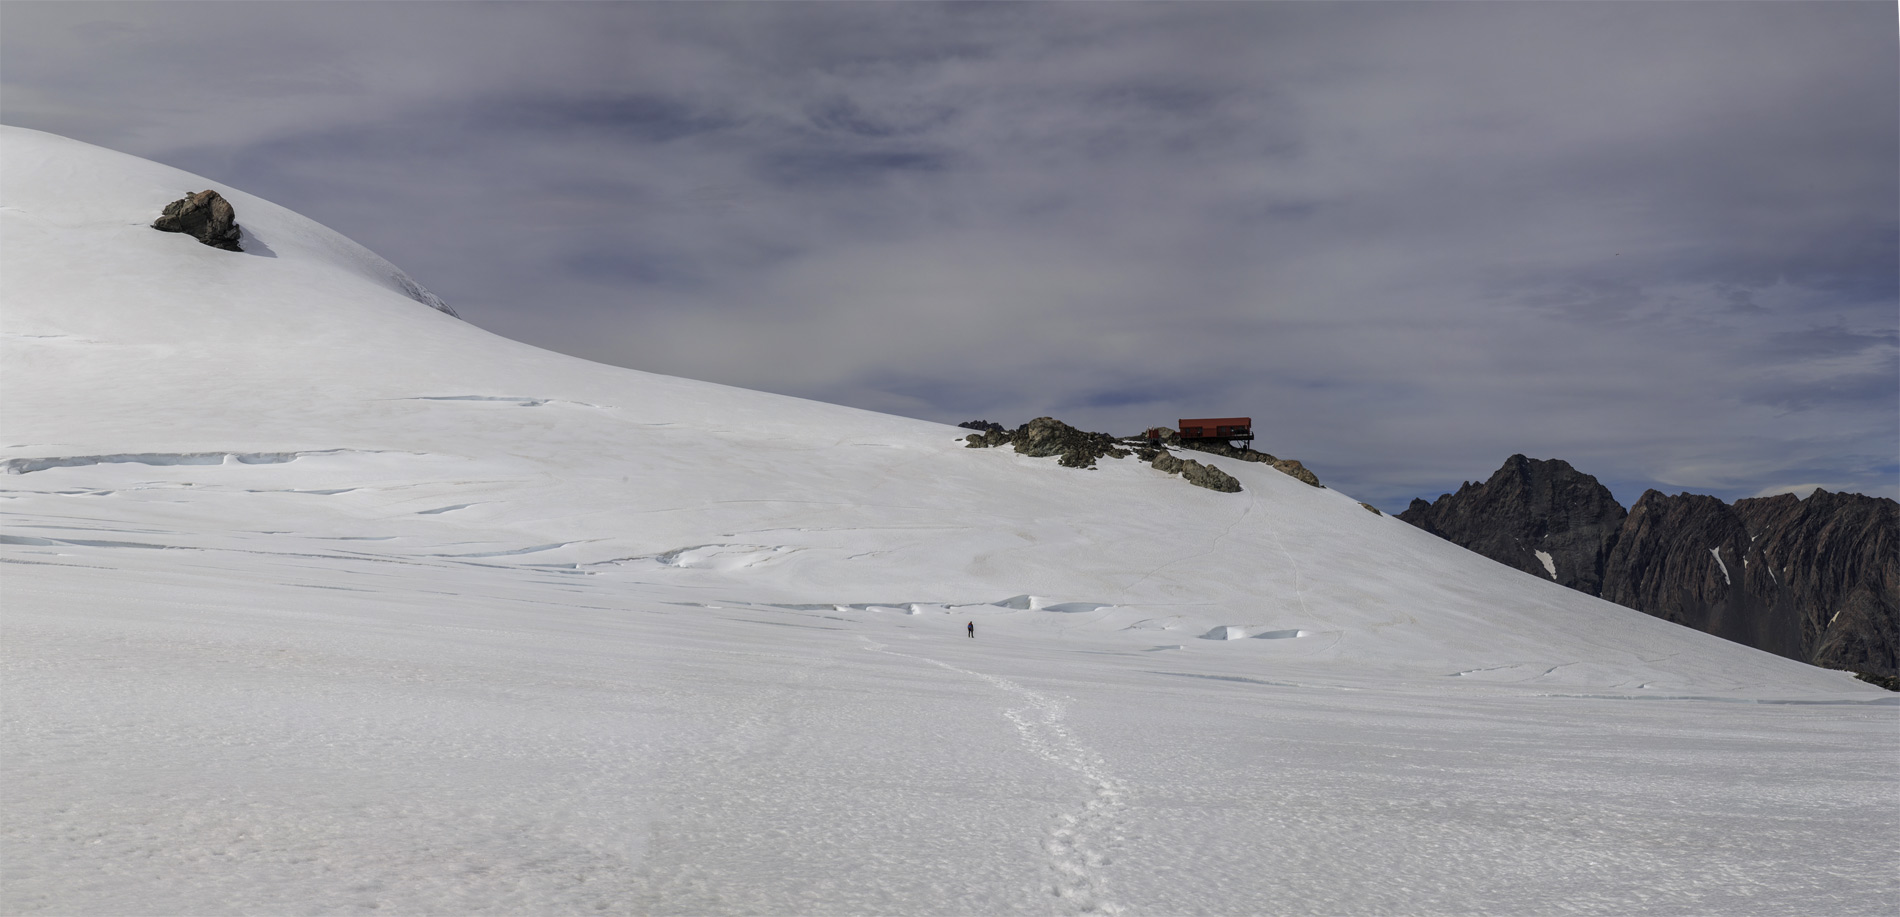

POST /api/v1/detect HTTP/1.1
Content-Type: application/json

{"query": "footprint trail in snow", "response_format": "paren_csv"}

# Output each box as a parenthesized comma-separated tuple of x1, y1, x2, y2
(863, 638, 1127, 915)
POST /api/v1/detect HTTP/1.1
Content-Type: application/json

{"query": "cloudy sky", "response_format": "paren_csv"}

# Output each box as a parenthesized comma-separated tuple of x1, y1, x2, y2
(4, 2, 1894, 510)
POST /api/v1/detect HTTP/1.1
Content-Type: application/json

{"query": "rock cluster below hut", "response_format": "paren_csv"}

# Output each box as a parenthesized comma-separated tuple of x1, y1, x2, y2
(1172, 434, 1324, 487)
(1150, 449, 1242, 493)
(960, 416, 1318, 495)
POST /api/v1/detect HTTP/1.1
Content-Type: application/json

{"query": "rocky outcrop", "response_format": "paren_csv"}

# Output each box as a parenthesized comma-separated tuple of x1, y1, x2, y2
(394, 272, 459, 317)
(1598, 489, 1899, 678)
(1601, 491, 1772, 649)
(1269, 458, 1321, 488)
(1148, 450, 1242, 492)
(963, 427, 1014, 449)
(1176, 438, 1323, 487)
(1175, 438, 1268, 464)
(963, 417, 1321, 495)
(1402, 457, 1900, 681)
(1011, 417, 1131, 469)
(965, 417, 1242, 492)
(1732, 491, 1899, 677)
(1399, 455, 1626, 595)
(152, 190, 242, 251)
(964, 417, 1130, 469)
(1181, 460, 1242, 494)
(1857, 672, 1900, 691)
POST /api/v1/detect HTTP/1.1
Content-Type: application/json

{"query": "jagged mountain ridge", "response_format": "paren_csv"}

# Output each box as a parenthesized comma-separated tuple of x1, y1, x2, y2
(1399, 455, 1627, 595)
(1401, 456, 1900, 677)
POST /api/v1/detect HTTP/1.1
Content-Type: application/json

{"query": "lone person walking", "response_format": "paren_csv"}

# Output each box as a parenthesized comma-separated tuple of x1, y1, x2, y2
(967, 621, 975, 638)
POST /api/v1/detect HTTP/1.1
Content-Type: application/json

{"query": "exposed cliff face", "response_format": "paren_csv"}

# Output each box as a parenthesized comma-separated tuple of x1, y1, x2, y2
(1403, 459, 1899, 679)
(1398, 455, 1627, 595)
(1732, 491, 1899, 676)
(1600, 492, 1783, 655)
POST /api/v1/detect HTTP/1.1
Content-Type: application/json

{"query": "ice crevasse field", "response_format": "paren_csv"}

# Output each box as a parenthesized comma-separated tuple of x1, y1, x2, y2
(2, 125, 1894, 915)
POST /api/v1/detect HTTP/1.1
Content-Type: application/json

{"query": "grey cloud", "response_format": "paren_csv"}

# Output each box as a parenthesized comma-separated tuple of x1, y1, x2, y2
(1755, 326, 1899, 363)
(486, 94, 738, 143)
(2, 1, 1893, 508)
(757, 149, 952, 188)
(804, 96, 955, 139)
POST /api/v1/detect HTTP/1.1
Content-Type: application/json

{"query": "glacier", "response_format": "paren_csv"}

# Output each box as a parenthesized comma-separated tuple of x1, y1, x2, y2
(2, 125, 1894, 915)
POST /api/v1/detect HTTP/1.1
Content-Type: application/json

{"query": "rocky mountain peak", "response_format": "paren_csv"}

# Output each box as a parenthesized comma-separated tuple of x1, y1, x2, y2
(1398, 454, 1625, 594)
(1404, 460, 1899, 680)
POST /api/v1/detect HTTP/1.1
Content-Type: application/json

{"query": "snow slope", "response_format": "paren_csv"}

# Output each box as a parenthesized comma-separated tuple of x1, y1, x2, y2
(3, 125, 1894, 915)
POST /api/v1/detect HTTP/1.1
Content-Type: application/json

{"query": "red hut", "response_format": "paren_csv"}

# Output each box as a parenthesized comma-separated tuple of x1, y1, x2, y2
(1176, 417, 1253, 445)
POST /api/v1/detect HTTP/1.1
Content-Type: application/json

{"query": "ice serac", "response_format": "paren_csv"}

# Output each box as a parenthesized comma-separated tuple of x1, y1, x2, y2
(1398, 454, 1626, 595)
(1404, 457, 1900, 678)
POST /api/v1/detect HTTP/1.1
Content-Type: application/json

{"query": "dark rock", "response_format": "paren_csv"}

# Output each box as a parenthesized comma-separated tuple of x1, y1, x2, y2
(1398, 455, 1625, 595)
(1011, 417, 1128, 469)
(1270, 458, 1322, 488)
(1854, 671, 1900, 691)
(152, 190, 243, 251)
(394, 273, 458, 317)
(963, 415, 1243, 494)
(1146, 450, 1242, 493)
(1598, 489, 1899, 676)
(1177, 439, 1274, 464)
(1177, 437, 1321, 486)
(958, 420, 1006, 433)
(1730, 490, 1899, 677)
(1601, 491, 1764, 646)
(1057, 450, 1098, 469)
(1359, 502, 1383, 516)
(963, 428, 1013, 449)
(1181, 460, 1242, 493)
(1402, 456, 1900, 678)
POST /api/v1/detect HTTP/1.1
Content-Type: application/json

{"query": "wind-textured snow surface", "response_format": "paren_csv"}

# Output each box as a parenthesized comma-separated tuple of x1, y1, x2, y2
(3, 125, 1895, 915)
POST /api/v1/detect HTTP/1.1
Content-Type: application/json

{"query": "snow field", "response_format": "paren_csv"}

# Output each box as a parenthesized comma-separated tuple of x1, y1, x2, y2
(8, 547, 1893, 915)
(4, 125, 1895, 914)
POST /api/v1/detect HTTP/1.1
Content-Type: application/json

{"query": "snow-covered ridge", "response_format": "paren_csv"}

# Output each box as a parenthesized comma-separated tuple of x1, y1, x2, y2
(4, 126, 1891, 916)
(0, 126, 454, 317)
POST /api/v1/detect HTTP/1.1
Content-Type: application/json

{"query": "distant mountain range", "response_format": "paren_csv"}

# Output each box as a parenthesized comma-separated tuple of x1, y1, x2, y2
(1401, 456, 1898, 681)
